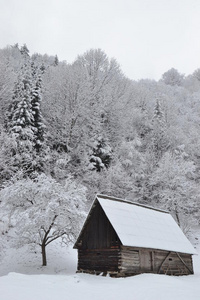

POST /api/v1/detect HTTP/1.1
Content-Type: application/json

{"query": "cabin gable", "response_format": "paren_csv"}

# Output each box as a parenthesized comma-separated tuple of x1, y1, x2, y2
(75, 200, 121, 250)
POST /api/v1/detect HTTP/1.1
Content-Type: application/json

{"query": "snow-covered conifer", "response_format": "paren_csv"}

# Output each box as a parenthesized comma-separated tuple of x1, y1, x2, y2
(7, 62, 35, 148)
(20, 44, 30, 58)
(89, 137, 112, 172)
(31, 74, 46, 151)
(6, 57, 48, 175)
(54, 55, 59, 66)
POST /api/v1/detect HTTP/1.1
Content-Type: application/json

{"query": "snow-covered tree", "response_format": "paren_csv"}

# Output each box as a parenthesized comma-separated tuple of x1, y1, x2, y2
(150, 98, 169, 164)
(161, 68, 184, 86)
(89, 136, 112, 172)
(0, 174, 87, 266)
(0, 129, 19, 185)
(0, 49, 17, 126)
(192, 68, 200, 82)
(31, 74, 46, 152)
(8, 62, 34, 138)
(4, 55, 48, 176)
(20, 44, 30, 58)
(6, 62, 36, 174)
(54, 55, 59, 66)
(149, 148, 198, 232)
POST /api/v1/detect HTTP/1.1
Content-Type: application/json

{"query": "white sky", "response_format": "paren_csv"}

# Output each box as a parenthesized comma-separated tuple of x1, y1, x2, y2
(0, 0, 200, 80)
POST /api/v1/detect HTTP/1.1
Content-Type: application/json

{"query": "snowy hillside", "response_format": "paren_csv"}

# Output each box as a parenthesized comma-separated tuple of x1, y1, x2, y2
(0, 240, 200, 300)
(1, 43, 200, 300)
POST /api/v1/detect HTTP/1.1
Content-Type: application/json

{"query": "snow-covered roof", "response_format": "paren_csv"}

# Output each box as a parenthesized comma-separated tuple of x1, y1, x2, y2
(96, 194, 197, 255)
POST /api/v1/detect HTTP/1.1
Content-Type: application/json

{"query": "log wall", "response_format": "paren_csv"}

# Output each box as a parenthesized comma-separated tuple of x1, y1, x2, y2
(119, 246, 140, 276)
(77, 248, 120, 274)
(77, 246, 194, 276)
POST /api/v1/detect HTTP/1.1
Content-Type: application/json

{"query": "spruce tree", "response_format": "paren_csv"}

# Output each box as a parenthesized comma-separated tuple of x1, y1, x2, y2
(7, 57, 47, 175)
(54, 55, 59, 66)
(8, 63, 34, 145)
(31, 74, 46, 152)
(20, 44, 30, 58)
(89, 137, 112, 172)
(7, 62, 35, 174)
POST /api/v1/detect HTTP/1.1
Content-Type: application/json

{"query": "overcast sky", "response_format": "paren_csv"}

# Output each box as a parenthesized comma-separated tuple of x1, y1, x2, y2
(1, 0, 200, 80)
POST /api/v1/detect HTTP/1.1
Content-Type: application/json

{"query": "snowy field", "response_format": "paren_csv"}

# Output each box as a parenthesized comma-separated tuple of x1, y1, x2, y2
(0, 240, 200, 300)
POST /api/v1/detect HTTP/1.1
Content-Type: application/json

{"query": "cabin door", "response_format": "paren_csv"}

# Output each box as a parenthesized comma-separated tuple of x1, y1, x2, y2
(140, 250, 153, 273)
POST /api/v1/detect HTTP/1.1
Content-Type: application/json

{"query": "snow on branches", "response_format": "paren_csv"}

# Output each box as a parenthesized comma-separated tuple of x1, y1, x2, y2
(0, 174, 87, 265)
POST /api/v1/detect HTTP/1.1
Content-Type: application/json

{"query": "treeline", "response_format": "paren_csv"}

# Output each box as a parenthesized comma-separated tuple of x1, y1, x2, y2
(0, 44, 200, 264)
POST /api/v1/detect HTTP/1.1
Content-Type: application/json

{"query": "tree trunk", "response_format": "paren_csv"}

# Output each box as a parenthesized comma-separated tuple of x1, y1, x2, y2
(175, 204, 181, 227)
(41, 243, 47, 266)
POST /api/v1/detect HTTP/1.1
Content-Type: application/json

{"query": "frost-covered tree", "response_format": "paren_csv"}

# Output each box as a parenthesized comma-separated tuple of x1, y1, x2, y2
(108, 136, 153, 203)
(192, 68, 200, 82)
(8, 61, 34, 137)
(0, 174, 87, 266)
(72, 49, 126, 144)
(150, 98, 169, 164)
(20, 44, 30, 58)
(149, 148, 198, 232)
(54, 55, 59, 66)
(42, 48, 127, 175)
(89, 136, 112, 172)
(161, 68, 184, 86)
(0, 129, 19, 184)
(0, 49, 17, 126)
(6, 62, 35, 174)
(5, 56, 48, 175)
(31, 74, 46, 151)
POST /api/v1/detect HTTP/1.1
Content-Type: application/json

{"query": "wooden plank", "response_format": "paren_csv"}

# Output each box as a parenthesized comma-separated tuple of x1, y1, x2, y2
(158, 252, 171, 274)
(122, 262, 140, 265)
(176, 253, 193, 274)
(120, 247, 140, 272)
(151, 251, 155, 272)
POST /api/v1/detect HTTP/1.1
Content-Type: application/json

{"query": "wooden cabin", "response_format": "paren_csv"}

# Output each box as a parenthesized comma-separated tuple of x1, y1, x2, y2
(74, 194, 197, 277)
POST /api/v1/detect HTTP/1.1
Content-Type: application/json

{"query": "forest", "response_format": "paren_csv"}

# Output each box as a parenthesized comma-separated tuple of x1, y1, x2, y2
(0, 44, 200, 265)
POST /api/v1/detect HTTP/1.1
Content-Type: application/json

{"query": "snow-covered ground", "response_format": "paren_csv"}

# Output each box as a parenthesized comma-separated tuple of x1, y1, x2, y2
(0, 239, 200, 300)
